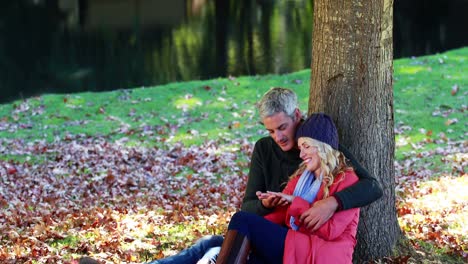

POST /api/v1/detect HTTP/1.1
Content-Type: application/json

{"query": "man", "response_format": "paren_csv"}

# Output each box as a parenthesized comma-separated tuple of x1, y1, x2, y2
(150, 87, 382, 264)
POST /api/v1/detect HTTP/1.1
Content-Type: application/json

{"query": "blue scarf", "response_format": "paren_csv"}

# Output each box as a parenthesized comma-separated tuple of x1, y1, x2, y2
(289, 170, 322, 231)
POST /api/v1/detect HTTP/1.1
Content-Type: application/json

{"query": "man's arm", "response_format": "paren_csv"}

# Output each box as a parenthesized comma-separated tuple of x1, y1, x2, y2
(241, 141, 274, 216)
(299, 144, 383, 231)
(336, 144, 383, 210)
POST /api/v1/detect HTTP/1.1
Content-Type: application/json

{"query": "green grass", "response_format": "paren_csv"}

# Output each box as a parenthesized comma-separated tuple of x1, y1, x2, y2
(0, 48, 466, 161)
(0, 71, 313, 145)
(49, 235, 80, 249)
(0, 48, 466, 181)
(394, 48, 467, 144)
(1, 48, 466, 149)
(415, 240, 466, 264)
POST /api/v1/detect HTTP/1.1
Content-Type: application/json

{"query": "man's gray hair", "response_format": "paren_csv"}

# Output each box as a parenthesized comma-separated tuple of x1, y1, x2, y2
(257, 87, 298, 120)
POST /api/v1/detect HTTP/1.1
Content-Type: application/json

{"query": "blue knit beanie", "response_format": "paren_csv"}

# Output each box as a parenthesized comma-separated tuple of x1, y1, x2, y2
(295, 113, 339, 150)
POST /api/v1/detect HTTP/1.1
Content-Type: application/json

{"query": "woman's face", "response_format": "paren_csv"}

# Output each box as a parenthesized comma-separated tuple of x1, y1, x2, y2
(298, 137, 321, 174)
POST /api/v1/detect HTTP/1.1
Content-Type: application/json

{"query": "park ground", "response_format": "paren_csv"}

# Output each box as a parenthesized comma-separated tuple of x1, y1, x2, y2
(0, 47, 467, 263)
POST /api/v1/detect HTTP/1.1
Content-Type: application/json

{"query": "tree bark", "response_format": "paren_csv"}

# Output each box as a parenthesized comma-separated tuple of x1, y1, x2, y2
(308, 0, 399, 261)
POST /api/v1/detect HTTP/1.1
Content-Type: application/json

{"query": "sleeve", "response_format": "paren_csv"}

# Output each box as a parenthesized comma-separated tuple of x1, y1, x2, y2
(288, 197, 311, 218)
(241, 141, 274, 215)
(283, 176, 309, 218)
(310, 172, 360, 240)
(313, 208, 359, 241)
(264, 206, 287, 225)
(335, 144, 383, 210)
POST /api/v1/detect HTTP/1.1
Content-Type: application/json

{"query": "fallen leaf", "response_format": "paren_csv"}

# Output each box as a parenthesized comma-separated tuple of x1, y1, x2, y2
(445, 118, 458, 126)
(450, 84, 459, 96)
(7, 166, 17, 175)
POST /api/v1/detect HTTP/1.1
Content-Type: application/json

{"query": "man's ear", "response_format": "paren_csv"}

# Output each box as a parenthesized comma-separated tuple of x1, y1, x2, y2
(293, 108, 302, 122)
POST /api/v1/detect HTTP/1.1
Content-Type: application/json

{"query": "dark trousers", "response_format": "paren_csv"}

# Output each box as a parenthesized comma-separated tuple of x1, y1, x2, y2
(228, 211, 287, 264)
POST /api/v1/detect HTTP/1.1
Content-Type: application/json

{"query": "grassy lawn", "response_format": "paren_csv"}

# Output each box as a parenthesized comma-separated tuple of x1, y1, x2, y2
(0, 47, 466, 263)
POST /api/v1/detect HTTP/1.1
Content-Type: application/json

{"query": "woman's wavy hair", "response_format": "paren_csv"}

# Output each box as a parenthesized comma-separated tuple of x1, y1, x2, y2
(290, 138, 352, 198)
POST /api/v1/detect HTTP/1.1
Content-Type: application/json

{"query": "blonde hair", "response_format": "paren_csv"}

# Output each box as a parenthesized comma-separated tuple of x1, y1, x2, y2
(291, 138, 351, 198)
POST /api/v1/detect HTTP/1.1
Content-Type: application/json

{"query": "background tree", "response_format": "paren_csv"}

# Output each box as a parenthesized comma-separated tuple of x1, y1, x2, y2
(308, 0, 399, 261)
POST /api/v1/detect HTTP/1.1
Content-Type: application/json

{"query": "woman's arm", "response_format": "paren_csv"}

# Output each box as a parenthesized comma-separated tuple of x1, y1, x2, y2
(312, 208, 359, 241)
(305, 171, 360, 240)
(264, 206, 288, 225)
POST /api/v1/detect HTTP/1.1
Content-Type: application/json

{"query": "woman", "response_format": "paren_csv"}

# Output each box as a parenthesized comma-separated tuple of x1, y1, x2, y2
(217, 113, 360, 264)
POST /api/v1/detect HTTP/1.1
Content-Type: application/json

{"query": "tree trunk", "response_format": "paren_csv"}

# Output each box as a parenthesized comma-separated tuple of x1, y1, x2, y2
(308, 0, 399, 261)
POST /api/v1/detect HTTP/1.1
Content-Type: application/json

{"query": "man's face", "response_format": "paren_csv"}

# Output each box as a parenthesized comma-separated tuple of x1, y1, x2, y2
(262, 110, 301, 151)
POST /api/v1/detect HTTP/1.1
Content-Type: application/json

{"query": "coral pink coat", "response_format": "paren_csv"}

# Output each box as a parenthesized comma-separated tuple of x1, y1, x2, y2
(264, 170, 360, 264)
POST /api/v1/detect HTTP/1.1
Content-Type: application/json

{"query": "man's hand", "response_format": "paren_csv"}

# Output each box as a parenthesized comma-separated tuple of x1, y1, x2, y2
(256, 191, 290, 208)
(299, 196, 338, 232)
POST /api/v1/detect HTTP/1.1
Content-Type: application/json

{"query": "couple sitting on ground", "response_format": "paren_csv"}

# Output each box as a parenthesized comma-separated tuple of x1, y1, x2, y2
(150, 87, 383, 264)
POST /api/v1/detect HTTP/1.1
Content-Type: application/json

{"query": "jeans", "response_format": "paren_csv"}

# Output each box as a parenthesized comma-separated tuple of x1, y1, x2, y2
(147, 235, 224, 264)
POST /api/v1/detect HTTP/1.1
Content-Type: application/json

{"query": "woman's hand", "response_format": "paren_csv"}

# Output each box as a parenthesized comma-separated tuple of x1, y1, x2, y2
(266, 191, 295, 203)
(256, 191, 291, 208)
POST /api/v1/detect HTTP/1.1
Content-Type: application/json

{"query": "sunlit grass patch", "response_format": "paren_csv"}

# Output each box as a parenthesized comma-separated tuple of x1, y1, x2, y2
(49, 235, 80, 249)
(174, 96, 203, 110)
(398, 174, 468, 257)
(397, 65, 427, 75)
